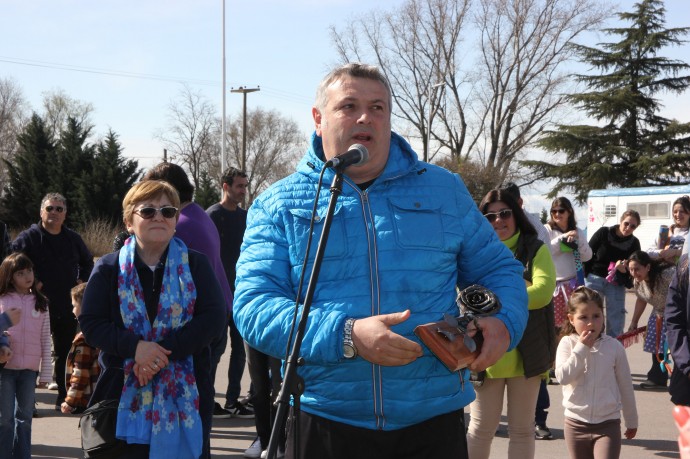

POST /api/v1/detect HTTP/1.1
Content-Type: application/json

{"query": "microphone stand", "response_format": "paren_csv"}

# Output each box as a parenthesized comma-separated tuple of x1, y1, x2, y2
(265, 167, 346, 459)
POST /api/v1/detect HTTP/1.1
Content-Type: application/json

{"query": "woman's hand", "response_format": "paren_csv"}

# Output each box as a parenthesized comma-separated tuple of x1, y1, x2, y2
(563, 230, 578, 242)
(627, 321, 638, 332)
(134, 340, 171, 385)
(616, 259, 628, 273)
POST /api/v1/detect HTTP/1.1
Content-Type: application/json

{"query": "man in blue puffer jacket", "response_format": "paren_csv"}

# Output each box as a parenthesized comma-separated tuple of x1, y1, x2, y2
(234, 63, 528, 459)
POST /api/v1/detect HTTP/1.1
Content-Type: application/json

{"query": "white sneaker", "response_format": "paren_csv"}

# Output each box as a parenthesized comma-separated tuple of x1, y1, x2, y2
(47, 382, 58, 390)
(260, 447, 285, 459)
(244, 438, 262, 458)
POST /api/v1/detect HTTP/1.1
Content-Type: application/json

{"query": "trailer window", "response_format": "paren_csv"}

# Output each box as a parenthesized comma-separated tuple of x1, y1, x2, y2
(604, 205, 617, 218)
(627, 202, 669, 219)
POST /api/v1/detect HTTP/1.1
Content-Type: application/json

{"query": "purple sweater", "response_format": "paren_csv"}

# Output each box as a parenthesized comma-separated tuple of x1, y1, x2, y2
(176, 203, 233, 313)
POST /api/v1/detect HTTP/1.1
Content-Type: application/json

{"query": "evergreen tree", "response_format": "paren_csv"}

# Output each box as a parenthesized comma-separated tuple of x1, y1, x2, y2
(53, 117, 95, 227)
(195, 170, 220, 209)
(524, 0, 690, 203)
(78, 130, 140, 226)
(1, 114, 56, 227)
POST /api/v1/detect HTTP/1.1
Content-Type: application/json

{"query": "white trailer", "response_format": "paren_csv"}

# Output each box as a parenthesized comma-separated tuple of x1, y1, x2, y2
(587, 184, 690, 250)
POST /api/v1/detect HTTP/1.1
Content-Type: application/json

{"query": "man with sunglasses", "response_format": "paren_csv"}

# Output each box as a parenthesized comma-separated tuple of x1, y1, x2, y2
(12, 192, 93, 411)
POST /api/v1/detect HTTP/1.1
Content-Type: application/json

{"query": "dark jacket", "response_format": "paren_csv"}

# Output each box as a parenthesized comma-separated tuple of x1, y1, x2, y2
(79, 248, 226, 456)
(666, 255, 690, 405)
(12, 223, 93, 318)
(515, 233, 557, 378)
(585, 226, 640, 280)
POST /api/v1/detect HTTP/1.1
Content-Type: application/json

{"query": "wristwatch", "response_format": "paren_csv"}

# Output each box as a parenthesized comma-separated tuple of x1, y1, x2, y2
(343, 318, 358, 359)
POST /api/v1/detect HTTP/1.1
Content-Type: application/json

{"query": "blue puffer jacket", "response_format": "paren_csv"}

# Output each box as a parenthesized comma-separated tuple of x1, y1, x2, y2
(234, 131, 528, 430)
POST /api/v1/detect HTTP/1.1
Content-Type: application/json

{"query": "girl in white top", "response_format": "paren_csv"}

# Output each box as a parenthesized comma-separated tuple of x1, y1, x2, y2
(544, 197, 592, 329)
(556, 286, 638, 459)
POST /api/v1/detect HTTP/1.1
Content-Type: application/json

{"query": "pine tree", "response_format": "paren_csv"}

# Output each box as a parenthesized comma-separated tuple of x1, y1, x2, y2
(194, 170, 220, 210)
(1, 114, 56, 227)
(524, 0, 690, 203)
(78, 130, 140, 226)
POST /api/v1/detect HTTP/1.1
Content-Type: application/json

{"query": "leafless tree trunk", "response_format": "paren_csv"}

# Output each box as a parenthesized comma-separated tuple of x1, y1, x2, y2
(330, 0, 608, 184)
(156, 85, 219, 190)
(331, 0, 472, 162)
(225, 108, 304, 205)
(471, 0, 608, 181)
(41, 89, 94, 141)
(0, 77, 29, 185)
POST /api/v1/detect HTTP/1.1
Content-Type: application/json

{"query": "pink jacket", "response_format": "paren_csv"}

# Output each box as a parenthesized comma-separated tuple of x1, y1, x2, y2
(0, 292, 52, 383)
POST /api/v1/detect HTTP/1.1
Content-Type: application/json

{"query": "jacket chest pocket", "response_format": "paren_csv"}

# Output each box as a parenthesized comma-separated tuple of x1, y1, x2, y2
(388, 196, 445, 249)
(287, 204, 349, 264)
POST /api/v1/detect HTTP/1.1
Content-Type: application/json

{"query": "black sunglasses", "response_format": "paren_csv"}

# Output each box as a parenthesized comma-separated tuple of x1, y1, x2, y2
(134, 206, 178, 219)
(44, 205, 65, 213)
(622, 221, 638, 229)
(551, 208, 567, 215)
(484, 209, 513, 223)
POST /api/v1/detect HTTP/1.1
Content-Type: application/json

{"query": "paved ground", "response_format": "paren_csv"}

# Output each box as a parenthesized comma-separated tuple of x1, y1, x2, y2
(31, 291, 680, 458)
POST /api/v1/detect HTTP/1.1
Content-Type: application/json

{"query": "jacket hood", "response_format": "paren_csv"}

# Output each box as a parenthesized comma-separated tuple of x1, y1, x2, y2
(296, 131, 421, 185)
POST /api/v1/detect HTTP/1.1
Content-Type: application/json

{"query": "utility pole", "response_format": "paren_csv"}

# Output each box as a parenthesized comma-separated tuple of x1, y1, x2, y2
(221, 0, 227, 172)
(231, 86, 260, 173)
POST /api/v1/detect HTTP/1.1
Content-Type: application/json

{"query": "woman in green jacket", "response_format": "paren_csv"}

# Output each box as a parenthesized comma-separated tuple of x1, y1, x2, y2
(467, 189, 557, 459)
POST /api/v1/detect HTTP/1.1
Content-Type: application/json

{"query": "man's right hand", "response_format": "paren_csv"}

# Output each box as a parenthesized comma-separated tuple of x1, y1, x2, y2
(351, 310, 423, 366)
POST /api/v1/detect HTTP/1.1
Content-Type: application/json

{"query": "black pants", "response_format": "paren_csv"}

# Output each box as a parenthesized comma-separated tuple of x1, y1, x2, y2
(50, 314, 77, 405)
(245, 343, 284, 449)
(284, 409, 468, 459)
(647, 352, 669, 386)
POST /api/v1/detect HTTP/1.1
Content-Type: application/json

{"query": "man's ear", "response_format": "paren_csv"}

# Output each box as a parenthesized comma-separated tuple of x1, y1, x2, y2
(312, 107, 323, 136)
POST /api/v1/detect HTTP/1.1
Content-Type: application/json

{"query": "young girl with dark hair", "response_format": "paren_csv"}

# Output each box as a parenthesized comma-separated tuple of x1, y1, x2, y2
(626, 251, 675, 389)
(0, 252, 51, 459)
(650, 195, 690, 262)
(556, 286, 638, 459)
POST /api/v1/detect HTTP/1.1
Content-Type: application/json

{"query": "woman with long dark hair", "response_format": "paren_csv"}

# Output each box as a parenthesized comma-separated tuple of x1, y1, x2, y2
(584, 210, 642, 338)
(544, 197, 592, 330)
(649, 195, 690, 262)
(626, 250, 675, 390)
(467, 190, 556, 459)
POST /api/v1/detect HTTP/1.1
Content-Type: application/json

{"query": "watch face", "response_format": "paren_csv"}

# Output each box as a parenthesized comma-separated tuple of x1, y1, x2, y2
(343, 344, 356, 359)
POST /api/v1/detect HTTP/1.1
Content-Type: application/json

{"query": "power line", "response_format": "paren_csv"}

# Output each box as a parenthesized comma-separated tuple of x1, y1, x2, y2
(0, 55, 313, 106)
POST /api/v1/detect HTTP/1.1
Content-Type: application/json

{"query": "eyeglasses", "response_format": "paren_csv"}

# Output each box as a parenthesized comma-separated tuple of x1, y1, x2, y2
(551, 208, 567, 215)
(44, 206, 64, 213)
(134, 206, 178, 219)
(484, 209, 513, 223)
(622, 221, 638, 229)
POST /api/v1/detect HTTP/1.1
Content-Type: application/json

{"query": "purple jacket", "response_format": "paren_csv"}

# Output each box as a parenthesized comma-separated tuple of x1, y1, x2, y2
(176, 203, 233, 313)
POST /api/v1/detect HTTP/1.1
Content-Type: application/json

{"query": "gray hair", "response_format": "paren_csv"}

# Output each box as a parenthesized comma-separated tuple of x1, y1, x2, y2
(41, 192, 66, 208)
(315, 63, 392, 111)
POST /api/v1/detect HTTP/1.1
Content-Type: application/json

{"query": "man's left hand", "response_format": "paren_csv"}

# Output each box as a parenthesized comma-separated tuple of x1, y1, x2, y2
(466, 316, 510, 372)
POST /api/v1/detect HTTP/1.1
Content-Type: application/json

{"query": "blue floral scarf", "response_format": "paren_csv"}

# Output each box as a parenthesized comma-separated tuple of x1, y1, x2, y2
(116, 236, 202, 459)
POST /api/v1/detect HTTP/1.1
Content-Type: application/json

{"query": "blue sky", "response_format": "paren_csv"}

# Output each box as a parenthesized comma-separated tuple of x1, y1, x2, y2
(1, 0, 689, 218)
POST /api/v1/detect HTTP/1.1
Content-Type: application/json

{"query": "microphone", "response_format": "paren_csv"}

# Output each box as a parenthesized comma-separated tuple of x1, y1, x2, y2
(324, 144, 369, 169)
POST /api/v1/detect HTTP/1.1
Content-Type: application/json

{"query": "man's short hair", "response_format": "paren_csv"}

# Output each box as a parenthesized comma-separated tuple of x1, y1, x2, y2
(41, 192, 66, 208)
(501, 182, 520, 201)
(144, 162, 194, 203)
(315, 63, 392, 111)
(222, 167, 247, 187)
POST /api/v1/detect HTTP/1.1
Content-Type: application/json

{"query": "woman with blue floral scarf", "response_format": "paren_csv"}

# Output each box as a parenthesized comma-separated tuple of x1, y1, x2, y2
(80, 180, 226, 459)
